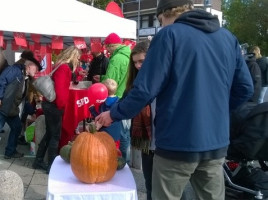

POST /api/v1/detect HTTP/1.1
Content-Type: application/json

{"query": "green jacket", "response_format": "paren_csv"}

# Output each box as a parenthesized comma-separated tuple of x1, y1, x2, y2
(101, 45, 131, 98)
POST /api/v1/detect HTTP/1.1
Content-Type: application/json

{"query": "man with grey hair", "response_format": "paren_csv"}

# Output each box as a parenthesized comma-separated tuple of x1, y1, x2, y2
(96, 0, 253, 199)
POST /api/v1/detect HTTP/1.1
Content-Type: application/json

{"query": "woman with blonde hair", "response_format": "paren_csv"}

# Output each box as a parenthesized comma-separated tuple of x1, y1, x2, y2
(33, 46, 81, 173)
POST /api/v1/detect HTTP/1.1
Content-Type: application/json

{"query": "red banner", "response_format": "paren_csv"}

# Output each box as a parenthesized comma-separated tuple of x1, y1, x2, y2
(90, 37, 101, 43)
(34, 52, 52, 77)
(14, 32, 27, 47)
(34, 42, 41, 51)
(73, 37, 87, 49)
(91, 43, 102, 53)
(123, 39, 136, 50)
(11, 40, 19, 51)
(1, 40, 6, 50)
(31, 33, 41, 43)
(46, 44, 52, 53)
(0, 31, 3, 48)
(51, 36, 63, 49)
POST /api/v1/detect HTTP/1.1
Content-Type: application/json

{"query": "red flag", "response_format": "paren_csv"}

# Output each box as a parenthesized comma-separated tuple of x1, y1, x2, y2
(51, 36, 63, 49)
(73, 37, 87, 49)
(21, 42, 29, 49)
(46, 44, 52, 53)
(31, 33, 41, 43)
(14, 32, 27, 47)
(53, 49, 61, 55)
(123, 39, 136, 50)
(0, 31, 3, 48)
(12, 40, 19, 51)
(90, 37, 101, 43)
(40, 45, 47, 54)
(34, 42, 41, 50)
(91, 43, 102, 53)
(2, 40, 6, 50)
(29, 44, 35, 52)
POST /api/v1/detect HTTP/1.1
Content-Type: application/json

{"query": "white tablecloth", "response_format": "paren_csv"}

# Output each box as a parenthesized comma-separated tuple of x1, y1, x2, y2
(46, 156, 138, 200)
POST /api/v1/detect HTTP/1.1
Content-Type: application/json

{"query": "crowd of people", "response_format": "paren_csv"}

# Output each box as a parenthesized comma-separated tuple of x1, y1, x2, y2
(0, 0, 267, 199)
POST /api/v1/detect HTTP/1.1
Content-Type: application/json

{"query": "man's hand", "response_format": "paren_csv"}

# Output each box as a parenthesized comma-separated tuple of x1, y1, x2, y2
(0, 100, 2, 106)
(95, 111, 113, 127)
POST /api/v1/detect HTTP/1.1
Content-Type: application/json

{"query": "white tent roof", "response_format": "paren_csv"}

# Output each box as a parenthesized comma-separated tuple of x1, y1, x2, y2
(0, 0, 136, 44)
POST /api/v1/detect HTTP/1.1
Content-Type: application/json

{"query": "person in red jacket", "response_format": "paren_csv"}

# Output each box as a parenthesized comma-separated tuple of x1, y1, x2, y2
(32, 46, 81, 174)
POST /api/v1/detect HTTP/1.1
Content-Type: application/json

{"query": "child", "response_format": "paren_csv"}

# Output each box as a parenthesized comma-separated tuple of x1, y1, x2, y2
(89, 79, 121, 149)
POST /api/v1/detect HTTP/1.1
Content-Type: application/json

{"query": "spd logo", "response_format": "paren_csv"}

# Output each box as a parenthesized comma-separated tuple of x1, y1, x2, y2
(76, 97, 89, 108)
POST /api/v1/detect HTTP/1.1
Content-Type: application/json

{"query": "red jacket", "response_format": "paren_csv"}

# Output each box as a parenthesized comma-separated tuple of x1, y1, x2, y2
(52, 64, 72, 110)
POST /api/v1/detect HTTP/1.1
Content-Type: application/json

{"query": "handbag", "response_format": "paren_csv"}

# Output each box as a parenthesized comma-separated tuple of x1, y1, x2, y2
(33, 64, 61, 102)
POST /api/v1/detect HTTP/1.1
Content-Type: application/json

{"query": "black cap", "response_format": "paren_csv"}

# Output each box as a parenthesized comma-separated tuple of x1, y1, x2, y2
(156, 0, 193, 17)
(21, 50, 42, 71)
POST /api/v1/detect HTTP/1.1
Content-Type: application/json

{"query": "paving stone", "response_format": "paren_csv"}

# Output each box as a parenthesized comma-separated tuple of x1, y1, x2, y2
(24, 185, 47, 200)
(31, 173, 48, 185)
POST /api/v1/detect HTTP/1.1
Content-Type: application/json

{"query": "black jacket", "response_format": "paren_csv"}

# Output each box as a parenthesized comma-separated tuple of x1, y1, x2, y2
(87, 53, 109, 83)
(256, 57, 268, 86)
(246, 56, 262, 102)
(0, 64, 26, 116)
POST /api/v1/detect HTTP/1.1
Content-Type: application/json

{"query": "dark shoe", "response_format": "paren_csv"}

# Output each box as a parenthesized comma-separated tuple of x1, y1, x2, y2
(17, 135, 28, 145)
(4, 151, 24, 159)
(32, 159, 48, 170)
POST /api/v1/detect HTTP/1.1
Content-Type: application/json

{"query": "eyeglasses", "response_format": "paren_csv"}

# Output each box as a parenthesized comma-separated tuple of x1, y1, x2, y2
(106, 44, 115, 48)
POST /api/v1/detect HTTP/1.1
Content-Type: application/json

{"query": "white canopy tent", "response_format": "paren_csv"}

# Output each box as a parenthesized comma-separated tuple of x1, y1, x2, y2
(0, 0, 136, 45)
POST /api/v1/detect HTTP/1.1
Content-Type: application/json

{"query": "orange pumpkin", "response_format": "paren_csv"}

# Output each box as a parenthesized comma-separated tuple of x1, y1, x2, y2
(70, 129, 118, 184)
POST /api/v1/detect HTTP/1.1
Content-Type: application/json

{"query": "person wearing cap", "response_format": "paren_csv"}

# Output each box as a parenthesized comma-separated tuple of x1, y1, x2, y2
(100, 32, 131, 98)
(99, 33, 131, 163)
(96, 0, 254, 199)
(0, 50, 42, 159)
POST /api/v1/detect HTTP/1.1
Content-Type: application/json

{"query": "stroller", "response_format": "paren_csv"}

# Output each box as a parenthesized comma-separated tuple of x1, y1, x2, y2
(224, 102, 268, 199)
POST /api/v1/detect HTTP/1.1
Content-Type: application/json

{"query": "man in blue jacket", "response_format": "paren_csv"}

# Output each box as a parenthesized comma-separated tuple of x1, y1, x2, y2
(0, 50, 42, 159)
(96, 0, 254, 199)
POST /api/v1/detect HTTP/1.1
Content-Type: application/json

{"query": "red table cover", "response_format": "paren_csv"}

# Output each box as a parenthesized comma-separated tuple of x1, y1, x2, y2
(59, 87, 92, 150)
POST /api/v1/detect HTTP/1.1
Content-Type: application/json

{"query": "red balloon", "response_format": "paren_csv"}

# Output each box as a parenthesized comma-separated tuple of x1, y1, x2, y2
(88, 83, 108, 109)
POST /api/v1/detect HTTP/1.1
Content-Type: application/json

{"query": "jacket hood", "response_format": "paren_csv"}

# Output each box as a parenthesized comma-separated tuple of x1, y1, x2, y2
(175, 9, 220, 33)
(112, 45, 131, 59)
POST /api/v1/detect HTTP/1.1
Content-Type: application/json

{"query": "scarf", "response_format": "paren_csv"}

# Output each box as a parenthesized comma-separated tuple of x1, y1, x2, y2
(131, 105, 152, 153)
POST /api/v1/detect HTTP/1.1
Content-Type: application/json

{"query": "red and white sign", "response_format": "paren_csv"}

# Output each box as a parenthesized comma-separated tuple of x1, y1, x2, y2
(73, 37, 87, 49)
(14, 32, 27, 47)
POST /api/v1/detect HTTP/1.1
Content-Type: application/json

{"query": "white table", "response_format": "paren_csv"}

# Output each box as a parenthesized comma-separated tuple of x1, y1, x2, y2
(46, 156, 138, 200)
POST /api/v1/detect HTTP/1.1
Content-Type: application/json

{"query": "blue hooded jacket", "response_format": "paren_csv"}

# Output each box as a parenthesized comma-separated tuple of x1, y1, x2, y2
(110, 10, 253, 156)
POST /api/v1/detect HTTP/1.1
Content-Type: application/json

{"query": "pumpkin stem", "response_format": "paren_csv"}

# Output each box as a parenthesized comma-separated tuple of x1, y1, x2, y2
(89, 122, 97, 133)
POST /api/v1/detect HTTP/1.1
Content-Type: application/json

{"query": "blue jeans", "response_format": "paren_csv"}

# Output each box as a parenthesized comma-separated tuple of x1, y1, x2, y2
(119, 120, 130, 163)
(0, 113, 22, 156)
(258, 87, 268, 104)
